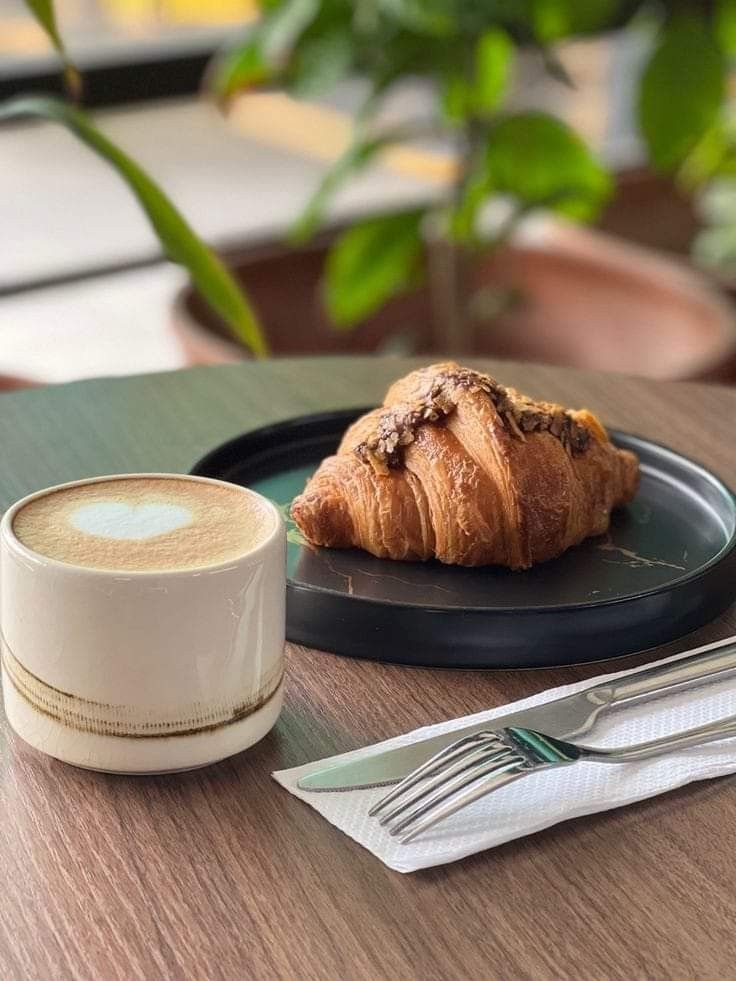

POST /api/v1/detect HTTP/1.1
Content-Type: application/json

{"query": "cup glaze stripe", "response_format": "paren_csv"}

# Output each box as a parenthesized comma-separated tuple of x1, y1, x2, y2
(1, 641, 284, 738)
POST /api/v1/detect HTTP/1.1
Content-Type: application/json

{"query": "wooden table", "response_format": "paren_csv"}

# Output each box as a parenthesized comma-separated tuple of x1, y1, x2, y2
(1, 357, 735, 980)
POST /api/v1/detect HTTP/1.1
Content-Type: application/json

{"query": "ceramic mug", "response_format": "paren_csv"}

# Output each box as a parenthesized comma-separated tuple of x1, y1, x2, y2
(0, 474, 285, 773)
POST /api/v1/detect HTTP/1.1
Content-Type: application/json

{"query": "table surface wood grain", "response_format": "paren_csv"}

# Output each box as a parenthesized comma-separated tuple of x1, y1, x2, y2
(1, 357, 735, 981)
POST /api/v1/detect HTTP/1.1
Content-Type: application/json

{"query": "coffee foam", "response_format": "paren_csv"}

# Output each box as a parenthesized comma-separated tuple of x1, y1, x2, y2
(12, 477, 274, 572)
(71, 501, 192, 540)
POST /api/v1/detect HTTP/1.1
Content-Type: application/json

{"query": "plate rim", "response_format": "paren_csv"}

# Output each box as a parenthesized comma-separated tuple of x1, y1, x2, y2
(191, 408, 736, 616)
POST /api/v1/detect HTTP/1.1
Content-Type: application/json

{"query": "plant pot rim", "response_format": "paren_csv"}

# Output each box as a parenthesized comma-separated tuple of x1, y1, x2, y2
(172, 220, 736, 381)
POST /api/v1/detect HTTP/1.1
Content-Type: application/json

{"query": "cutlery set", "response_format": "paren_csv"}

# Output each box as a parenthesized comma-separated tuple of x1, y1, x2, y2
(299, 635, 736, 843)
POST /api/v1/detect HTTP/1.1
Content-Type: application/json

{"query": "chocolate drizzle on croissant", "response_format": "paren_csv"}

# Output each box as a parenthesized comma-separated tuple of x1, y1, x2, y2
(291, 362, 639, 570)
(355, 366, 590, 474)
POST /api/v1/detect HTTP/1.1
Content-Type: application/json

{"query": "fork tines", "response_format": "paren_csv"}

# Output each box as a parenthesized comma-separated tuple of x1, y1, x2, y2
(369, 730, 528, 844)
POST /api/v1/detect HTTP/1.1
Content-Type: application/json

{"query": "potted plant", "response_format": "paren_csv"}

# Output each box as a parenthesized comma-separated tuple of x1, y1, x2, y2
(5, 1, 736, 379)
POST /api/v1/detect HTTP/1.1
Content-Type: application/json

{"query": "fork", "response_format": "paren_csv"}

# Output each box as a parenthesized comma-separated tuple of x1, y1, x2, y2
(370, 713, 736, 844)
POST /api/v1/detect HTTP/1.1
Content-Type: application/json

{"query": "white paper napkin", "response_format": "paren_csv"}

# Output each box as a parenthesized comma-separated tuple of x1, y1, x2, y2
(273, 650, 736, 873)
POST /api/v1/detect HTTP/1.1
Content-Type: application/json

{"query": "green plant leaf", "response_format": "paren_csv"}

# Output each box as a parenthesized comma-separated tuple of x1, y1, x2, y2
(440, 71, 471, 123)
(260, 0, 319, 60)
(488, 113, 611, 218)
(679, 125, 730, 189)
(454, 111, 611, 238)
(474, 27, 513, 113)
(441, 27, 513, 123)
(24, 0, 81, 96)
(639, 14, 725, 171)
(0, 96, 267, 355)
(324, 209, 425, 327)
(213, 35, 270, 101)
(531, 0, 568, 42)
(291, 133, 394, 242)
(213, 0, 319, 99)
(377, 0, 456, 37)
(531, 0, 623, 42)
(716, 0, 736, 56)
(287, 26, 353, 97)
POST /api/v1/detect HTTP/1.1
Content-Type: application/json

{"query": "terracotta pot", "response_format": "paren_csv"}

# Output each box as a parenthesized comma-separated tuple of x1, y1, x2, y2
(470, 222, 736, 381)
(0, 373, 37, 392)
(172, 221, 736, 382)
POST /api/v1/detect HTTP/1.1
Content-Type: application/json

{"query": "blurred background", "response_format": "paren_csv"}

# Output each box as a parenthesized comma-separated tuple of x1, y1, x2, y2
(3, 0, 736, 386)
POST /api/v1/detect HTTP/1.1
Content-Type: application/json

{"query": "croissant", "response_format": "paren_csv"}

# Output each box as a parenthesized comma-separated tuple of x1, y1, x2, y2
(291, 362, 639, 570)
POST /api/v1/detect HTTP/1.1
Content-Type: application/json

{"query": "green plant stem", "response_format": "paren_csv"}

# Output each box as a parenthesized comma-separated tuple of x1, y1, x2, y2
(428, 235, 468, 354)
(429, 121, 484, 355)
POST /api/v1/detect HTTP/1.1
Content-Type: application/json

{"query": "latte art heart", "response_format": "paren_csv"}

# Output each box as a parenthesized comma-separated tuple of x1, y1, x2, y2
(71, 502, 192, 541)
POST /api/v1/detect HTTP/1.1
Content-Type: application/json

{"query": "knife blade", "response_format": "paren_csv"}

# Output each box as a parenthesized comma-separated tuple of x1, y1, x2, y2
(296, 694, 588, 791)
(297, 635, 736, 792)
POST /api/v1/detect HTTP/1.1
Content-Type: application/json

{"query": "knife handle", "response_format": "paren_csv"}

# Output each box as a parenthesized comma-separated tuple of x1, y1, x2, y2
(598, 636, 736, 706)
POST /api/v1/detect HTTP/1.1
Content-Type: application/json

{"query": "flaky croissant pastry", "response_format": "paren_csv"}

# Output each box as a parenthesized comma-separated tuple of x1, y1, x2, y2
(291, 363, 639, 570)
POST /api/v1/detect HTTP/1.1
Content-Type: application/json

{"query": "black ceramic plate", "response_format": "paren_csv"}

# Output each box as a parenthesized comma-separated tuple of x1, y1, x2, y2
(192, 409, 736, 668)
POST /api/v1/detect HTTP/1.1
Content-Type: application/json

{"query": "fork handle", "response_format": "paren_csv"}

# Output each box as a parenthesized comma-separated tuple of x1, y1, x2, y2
(586, 713, 736, 763)
(602, 636, 736, 706)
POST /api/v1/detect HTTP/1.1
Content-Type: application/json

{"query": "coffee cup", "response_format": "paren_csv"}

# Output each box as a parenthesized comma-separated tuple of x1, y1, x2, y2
(1, 473, 285, 773)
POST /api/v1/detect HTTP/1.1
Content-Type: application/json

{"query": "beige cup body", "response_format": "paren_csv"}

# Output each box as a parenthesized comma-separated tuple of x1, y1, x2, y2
(1, 475, 285, 772)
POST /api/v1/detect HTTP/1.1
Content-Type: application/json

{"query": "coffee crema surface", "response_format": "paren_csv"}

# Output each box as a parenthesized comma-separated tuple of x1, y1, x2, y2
(12, 477, 274, 571)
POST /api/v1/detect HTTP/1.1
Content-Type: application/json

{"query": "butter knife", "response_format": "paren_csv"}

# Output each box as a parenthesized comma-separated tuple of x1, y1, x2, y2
(297, 636, 736, 792)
